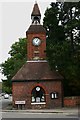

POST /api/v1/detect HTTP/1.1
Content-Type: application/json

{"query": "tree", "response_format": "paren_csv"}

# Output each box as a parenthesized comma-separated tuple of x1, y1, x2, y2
(62, 2, 80, 96)
(0, 38, 27, 93)
(43, 2, 80, 96)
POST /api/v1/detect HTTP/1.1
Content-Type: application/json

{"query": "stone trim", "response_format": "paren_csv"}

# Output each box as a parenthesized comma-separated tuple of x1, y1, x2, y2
(27, 60, 47, 63)
(31, 102, 46, 105)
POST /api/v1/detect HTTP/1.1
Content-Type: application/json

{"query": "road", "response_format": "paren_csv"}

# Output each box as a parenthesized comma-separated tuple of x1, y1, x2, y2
(2, 96, 12, 110)
(2, 118, 79, 120)
(0, 95, 12, 120)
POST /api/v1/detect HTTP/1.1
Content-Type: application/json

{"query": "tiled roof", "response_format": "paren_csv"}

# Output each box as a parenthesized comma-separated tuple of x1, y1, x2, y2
(26, 25, 46, 34)
(31, 3, 41, 16)
(12, 61, 63, 81)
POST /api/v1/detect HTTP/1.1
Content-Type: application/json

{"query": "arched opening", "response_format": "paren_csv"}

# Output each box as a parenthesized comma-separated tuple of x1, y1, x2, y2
(32, 16, 40, 24)
(31, 86, 46, 103)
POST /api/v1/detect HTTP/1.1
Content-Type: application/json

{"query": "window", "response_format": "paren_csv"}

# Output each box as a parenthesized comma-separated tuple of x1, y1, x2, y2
(31, 86, 46, 103)
(50, 92, 58, 99)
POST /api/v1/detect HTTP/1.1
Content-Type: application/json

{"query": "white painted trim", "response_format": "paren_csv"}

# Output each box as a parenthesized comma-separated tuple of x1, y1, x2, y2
(31, 102, 46, 105)
(27, 60, 47, 63)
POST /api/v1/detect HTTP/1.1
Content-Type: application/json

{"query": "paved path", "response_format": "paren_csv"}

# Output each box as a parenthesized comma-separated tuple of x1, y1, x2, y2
(1, 108, 79, 119)
(2, 107, 79, 114)
(2, 111, 78, 119)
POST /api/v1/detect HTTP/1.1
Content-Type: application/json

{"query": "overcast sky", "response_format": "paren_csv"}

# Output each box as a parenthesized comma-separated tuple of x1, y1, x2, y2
(0, 0, 56, 81)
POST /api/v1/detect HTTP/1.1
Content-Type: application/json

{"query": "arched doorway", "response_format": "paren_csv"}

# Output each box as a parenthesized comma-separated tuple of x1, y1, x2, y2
(31, 86, 46, 103)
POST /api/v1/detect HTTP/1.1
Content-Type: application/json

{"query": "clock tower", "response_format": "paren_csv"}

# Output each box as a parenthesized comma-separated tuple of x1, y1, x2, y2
(12, 2, 63, 109)
(26, 2, 46, 61)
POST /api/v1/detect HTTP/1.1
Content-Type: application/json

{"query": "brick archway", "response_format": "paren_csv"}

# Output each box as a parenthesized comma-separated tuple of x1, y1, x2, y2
(31, 86, 46, 103)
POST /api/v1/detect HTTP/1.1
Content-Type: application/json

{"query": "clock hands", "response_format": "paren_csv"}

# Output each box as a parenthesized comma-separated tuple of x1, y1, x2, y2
(35, 38, 39, 43)
(32, 38, 41, 46)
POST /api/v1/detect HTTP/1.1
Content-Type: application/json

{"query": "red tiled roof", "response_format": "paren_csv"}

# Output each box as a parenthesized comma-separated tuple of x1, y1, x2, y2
(12, 61, 63, 81)
(26, 25, 46, 34)
(31, 3, 41, 16)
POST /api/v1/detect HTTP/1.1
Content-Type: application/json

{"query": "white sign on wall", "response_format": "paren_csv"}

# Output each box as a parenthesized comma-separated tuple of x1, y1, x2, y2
(15, 101, 25, 104)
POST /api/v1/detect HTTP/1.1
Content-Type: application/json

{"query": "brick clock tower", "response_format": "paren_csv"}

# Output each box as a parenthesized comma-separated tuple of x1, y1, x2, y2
(12, 2, 63, 109)
(27, 3, 46, 61)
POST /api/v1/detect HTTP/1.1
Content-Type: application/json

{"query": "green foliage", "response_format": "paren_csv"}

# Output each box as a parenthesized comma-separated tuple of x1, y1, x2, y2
(2, 81, 12, 94)
(0, 38, 27, 93)
(43, 2, 80, 96)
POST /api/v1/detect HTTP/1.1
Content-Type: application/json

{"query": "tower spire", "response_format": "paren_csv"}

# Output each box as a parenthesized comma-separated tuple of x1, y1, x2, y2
(31, 2, 41, 24)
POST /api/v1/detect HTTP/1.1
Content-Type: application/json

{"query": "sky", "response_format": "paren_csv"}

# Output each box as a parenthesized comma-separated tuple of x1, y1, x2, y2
(0, 0, 56, 81)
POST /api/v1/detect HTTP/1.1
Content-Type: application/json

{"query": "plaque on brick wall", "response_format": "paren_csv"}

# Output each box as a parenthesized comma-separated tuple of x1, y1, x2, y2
(15, 101, 25, 104)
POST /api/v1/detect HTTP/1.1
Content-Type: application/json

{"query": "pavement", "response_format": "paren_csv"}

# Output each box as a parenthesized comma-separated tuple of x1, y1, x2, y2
(2, 107, 80, 119)
(2, 107, 79, 114)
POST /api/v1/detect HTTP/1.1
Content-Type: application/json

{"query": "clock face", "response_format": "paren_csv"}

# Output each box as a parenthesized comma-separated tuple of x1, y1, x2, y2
(32, 38, 41, 46)
(36, 87, 40, 91)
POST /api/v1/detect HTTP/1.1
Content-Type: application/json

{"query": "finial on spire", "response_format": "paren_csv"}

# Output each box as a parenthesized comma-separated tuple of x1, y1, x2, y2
(35, 0, 37, 4)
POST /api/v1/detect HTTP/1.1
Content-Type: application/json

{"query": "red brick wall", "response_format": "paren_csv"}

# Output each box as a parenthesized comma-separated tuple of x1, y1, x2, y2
(64, 96, 80, 107)
(27, 33, 46, 60)
(12, 80, 63, 109)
